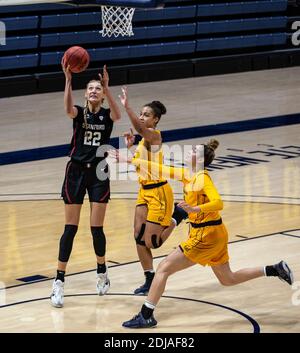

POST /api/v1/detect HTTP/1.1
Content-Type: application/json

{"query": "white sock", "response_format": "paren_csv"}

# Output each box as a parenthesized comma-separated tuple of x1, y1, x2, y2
(263, 266, 267, 276)
(144, 300, 156, 310)
(172, 217, 177, 226)
(145, 269, 155, 273)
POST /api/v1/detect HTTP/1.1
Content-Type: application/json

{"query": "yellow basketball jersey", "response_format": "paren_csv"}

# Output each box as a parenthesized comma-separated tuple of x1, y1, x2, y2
(183, 170, 222, 224)
(133, 130, 166, 185)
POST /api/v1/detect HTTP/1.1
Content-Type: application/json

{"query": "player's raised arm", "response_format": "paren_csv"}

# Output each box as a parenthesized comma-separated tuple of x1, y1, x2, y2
(132, 158, 188, 183)
(99, 65, 121, 122)
(119, 86, 161, 144)
(109, 150, 187, 181)
(62, 61, 78, 119)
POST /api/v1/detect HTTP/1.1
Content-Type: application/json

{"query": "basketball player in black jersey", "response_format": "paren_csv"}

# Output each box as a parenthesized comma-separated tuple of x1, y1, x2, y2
(50, 63, 121, 308)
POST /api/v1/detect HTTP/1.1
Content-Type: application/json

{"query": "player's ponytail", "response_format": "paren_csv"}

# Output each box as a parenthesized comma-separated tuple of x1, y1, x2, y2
(204, 139, 219, 167)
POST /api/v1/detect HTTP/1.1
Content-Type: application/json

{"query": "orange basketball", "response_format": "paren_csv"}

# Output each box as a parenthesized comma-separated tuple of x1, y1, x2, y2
(62, 46, 90, 73)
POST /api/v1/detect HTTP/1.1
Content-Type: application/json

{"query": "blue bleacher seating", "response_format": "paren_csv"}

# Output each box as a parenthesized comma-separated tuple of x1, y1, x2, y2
(197, 17, 287, 34)
(0, 16, 38, 31)
(197, 1, 288, 17)
(0, 54, 38, 70)
(40, 24, 196, 47)
(40, 6, 197, 28)
(41, 12, 100, 29)
(134, 5, 197, 22)
(0, 0, 289, 72)
(196, 33, 287, 52)
(0, 35, 38, 51)
(40, 41, 195, 66)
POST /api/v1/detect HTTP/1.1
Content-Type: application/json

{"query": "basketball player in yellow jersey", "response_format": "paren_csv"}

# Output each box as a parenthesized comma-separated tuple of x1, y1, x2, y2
(119, 86, 182, 295)
(120, 139, 294, 328)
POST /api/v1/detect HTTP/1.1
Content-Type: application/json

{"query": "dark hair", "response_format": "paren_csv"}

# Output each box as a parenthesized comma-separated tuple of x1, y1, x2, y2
(144, 101, 167, 120)
(204, 139, 219, 167)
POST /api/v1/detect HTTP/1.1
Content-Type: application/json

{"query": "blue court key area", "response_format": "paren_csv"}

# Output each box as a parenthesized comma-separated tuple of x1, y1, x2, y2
(17, 275, 49, 283)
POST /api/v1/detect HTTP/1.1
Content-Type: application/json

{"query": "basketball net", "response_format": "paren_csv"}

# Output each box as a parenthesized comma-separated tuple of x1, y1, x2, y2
(100, 5, 135, 37)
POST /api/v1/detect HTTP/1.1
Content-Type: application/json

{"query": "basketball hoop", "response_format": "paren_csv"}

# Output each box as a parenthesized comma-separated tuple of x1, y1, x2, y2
(0, 0, 163, 38)
(100, 5, 135, 37)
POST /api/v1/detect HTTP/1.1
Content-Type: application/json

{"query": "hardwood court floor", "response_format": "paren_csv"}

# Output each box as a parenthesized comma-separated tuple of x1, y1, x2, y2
(0, 197, 299, 333)
(0, 199, 299, 286)
(0, 228, 299, 333)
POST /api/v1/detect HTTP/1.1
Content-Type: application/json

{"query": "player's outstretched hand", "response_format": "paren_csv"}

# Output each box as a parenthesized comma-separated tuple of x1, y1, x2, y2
(61, 59, 72, 81)
(177, 201, 196, 214)
(119, 86, 129, 109)
(124, 127, 135, 148)
(109, 149, 132, 164)
(99, 65, 109, 93)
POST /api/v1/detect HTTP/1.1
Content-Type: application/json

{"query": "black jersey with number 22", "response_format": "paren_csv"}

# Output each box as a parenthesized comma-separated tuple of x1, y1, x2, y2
(69, 105, 113, 164)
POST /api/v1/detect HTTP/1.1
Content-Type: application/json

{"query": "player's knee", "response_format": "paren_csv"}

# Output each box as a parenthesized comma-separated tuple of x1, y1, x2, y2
(156, 259, 172, 277)
(134, 223, 145, 239)
(58, 224, 78, 262)
(146, 234, 163, 249)
(91, 226, 106, 257)
(218, 275, 235, 286)
(156, 259, 166, 273)
(135, 223, 146, 246)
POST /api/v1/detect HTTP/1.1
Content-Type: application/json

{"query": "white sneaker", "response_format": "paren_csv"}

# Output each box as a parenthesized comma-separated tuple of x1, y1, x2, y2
(50, 279, 64, 308)
(96, 272, 110, 295)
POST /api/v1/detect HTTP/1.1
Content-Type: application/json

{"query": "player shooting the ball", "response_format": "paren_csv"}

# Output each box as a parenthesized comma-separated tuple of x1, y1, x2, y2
(50, 61, 121, 308)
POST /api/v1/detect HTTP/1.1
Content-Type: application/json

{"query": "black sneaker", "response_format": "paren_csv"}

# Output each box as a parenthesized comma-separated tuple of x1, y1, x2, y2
(134, 272, 155, 295)
(274, 260, 294, 285)
(122, 312, 157, 328)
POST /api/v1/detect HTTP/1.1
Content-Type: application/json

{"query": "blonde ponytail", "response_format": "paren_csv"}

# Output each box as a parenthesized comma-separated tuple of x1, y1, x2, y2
(204, 139, 220, 167)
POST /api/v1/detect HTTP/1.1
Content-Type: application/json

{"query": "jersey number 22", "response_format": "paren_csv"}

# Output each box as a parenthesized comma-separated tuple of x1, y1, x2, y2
(84, 131, 101, 146)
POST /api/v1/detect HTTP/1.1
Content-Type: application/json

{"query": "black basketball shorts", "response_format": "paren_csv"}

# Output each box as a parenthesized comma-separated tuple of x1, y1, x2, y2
(61, 160, 110, 204)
